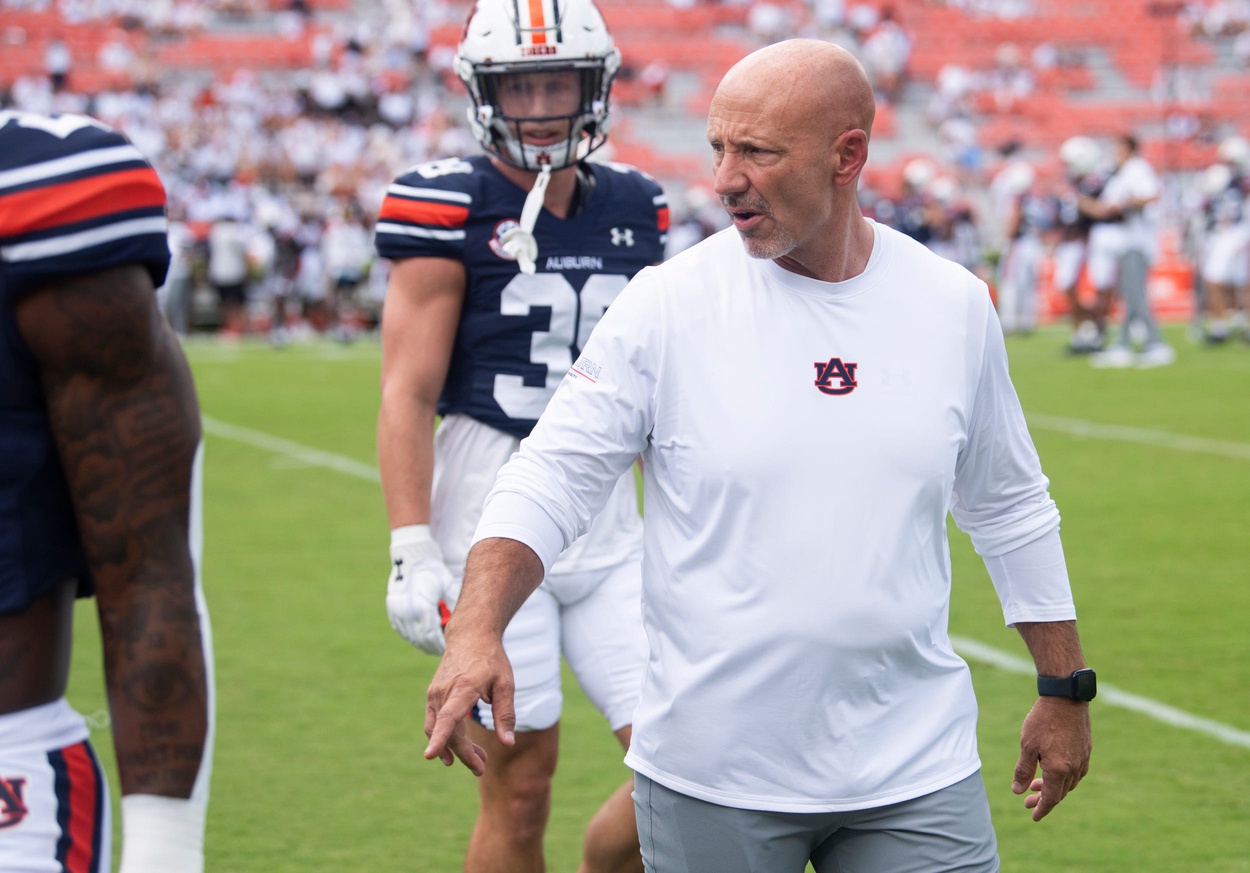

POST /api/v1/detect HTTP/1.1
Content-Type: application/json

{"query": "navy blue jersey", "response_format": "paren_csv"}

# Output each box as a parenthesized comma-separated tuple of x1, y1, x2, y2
(0, 110, 171, 614)
(1057, 172, 1108, 240)
(375, 155, 667, 439)
(1204, 173, 1248, 230)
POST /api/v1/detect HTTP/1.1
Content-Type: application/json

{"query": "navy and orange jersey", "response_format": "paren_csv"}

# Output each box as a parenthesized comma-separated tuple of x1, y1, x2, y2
(0, 110, 171, 614)
(375, 154, 668, 440)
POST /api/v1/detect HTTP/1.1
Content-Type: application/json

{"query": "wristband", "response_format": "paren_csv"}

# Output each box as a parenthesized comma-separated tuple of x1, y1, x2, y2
(390, 524, 434, 548)
(119, 794, 207, 873)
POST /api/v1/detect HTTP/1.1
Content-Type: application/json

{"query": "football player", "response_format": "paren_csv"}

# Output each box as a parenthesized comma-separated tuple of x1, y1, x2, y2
(372, 1, 666, 871)
(1196, 136, 1250, 343)
(993, 159, 1047, 335)
(0, 110, 214, 873)
(1054, 135, 1107, 352)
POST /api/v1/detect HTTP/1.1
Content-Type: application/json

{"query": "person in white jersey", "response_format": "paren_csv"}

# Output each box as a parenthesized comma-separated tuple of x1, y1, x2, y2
(425, 40, 1094, 873)
(1084, 134, 1176, 368)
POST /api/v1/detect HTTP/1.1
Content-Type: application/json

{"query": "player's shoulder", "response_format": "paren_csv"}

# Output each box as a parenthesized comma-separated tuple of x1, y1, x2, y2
(0, 110, 164, 221)
(0, 110, 170, 297)
(0, 109, 133, 166)
(586, 159, 666, 201)
(388, 154, 490, 201)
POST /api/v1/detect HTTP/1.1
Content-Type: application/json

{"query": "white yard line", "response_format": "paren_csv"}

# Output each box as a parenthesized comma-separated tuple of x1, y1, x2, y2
(951, 636, 1250, 749)
(201, 417, 380, 482)
(203, 415, 1250, 749)
(1028, 413, 1250, 462)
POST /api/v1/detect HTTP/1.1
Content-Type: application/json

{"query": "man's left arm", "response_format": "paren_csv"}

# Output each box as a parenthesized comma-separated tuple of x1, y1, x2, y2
(950, 292, 1091, 821)
(1013, 619, 1092, 821)
(16, 264, 213, 871)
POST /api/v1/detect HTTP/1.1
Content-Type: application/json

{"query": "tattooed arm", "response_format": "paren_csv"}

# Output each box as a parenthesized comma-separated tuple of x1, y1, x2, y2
(14, 263, 209, 800)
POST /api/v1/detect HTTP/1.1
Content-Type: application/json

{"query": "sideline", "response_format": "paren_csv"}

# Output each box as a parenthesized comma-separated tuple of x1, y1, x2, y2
(203, 415, 1250, 749)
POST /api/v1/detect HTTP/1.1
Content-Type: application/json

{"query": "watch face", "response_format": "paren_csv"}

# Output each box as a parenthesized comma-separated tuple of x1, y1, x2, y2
(1073, 669, 1097, 701)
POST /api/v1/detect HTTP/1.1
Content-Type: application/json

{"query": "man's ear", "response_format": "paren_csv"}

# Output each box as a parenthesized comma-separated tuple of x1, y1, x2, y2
(832, 129, 870, 188)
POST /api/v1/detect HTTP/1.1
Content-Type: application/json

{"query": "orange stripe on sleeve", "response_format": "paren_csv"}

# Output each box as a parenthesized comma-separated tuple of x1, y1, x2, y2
(656, 206, 671, 232)
(0, 167, 165, 238)
(378, 197, 471, 228)
(528, 0, 547, 43)
(62, 743, 100, 873)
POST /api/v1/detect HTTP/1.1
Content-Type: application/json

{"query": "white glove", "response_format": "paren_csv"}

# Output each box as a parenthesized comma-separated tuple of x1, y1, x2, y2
(386, 524, 460, 655)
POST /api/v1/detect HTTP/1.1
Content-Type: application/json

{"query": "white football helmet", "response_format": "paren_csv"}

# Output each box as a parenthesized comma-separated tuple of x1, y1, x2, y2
(1200, 162, 1234, 197)
(454, 0, 622, 172)
(1059, 136, 1101, 179)
(1217, 135, 1250, 171)
(998, 160, 1035, 196)
(903, 157, 937, 190)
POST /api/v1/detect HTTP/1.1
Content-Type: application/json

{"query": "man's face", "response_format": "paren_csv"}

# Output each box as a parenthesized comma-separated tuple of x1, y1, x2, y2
(706, 86, 836, 266)
(495, 70, 580, 148)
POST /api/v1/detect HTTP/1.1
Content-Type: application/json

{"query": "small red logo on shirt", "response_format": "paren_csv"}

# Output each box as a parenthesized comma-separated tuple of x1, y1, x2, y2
(814, 358, 858, 395)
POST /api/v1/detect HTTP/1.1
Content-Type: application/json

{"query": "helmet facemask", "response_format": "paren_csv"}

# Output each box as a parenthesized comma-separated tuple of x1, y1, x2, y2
(468, 62, 613, 172)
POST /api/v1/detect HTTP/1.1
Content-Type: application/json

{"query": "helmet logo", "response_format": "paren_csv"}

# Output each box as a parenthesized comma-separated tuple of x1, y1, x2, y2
(522, 45, 558, 56)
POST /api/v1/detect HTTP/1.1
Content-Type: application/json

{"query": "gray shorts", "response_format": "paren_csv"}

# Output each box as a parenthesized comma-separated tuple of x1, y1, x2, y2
(633, 771, 999, 873)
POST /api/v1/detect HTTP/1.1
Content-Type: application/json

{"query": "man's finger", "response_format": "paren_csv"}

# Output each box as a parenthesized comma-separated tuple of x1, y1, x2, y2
(424, 692, 478, 760)
(1033, 774, 1067, 821)
(446, 731, 489, 776)
(1012, 752, 1037, 794)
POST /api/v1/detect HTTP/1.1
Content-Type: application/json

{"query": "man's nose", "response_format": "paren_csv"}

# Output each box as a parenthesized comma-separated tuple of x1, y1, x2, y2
(712, 153, 747, 197)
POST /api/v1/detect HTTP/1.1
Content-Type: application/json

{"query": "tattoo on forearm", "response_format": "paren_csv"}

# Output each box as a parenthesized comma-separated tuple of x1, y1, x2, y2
(122, 661, 197, 712)
(26, 266, 209, 797)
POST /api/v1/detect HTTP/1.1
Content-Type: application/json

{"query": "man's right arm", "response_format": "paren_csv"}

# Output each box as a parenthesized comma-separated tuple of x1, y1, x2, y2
(376, 257, 467, 653)
(377, 256, 465, 527)
(424, 536, 546, 774)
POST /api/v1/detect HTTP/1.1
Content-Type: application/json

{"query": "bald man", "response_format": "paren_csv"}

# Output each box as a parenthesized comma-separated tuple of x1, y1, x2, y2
(425, 40, 1093, 873)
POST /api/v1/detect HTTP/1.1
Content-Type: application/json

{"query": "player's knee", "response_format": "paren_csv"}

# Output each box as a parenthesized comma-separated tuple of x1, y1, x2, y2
(491, 773, 553, 844)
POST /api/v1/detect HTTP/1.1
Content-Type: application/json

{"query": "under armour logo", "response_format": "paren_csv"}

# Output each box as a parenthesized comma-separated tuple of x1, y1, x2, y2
(610, 227, 634, 247)
(0, 777, 28, 829)
(813, 357, 859, 395)
(392, 557, 404, 582)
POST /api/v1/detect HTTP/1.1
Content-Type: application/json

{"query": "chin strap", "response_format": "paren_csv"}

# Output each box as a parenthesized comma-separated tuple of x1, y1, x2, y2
(500, 163, 552, 275)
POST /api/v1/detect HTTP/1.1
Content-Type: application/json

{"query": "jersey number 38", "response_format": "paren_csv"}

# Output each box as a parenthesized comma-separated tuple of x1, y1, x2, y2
(494, 272, 627, 420)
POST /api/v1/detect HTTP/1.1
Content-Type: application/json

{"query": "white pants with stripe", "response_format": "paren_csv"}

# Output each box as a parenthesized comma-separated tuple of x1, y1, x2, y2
(0, 699, 110, 873)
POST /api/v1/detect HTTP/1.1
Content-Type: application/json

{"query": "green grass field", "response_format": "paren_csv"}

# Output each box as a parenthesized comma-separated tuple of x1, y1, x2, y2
(66, 324, 1250, 872)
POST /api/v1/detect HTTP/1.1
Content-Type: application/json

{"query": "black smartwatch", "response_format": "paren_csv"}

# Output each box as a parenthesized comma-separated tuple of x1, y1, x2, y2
(1037, 668, 1097, 701)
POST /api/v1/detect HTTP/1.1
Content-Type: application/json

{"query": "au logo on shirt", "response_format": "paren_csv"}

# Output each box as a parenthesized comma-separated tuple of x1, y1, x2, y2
(814, 357, 858, 395)
(0, 776, 28, 829)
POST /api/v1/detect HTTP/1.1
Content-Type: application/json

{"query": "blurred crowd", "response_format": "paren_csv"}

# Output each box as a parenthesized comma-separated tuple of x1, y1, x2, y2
(3, 0, 479, 341)
(3, 0, 1248, 351)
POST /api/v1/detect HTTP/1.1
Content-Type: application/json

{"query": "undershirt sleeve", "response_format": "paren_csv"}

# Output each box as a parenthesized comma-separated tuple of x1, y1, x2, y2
(982, 526, 1077, 627)
(952, 289, 1076, 625)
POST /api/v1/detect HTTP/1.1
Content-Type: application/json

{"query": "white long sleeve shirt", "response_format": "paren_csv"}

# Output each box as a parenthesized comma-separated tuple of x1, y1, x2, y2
(476, 220, 1076, 812)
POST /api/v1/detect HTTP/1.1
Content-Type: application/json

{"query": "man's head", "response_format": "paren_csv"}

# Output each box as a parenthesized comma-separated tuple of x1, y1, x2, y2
(707, 40, 874, 275)
(455, 0, 620, 172)
(1113, 133, 1138, 167)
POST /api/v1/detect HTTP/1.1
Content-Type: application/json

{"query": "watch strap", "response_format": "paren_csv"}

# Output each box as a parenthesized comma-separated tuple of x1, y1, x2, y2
(1038, 668, 1097, 701)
